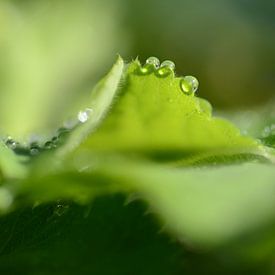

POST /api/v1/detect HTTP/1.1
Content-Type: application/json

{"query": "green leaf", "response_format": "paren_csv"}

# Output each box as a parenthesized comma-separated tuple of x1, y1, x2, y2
(57, 56, 124, 156)
(1, 52, 274, 273)
(0, 197, 185, 275)
(99, 160, 275, 247)
(77, 60, 261, 161)
(220, 100, 275, 149)
(15, 152, 275, 248)
(0, 141, 27, 180)
(0, 0, 123, 140)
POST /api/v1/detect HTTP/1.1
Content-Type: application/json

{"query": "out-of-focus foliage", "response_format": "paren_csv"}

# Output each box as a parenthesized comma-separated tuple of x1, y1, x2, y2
(0, 0, 127, 140)
(220, 100, 275, 148)
(0, 0, 275, 274)
(123, 0, 275, 108)
(78, 60, 259, 157)
(1, 57, 273, 250)
(58, 56, 124, 155)
(0, 197, 186, 275)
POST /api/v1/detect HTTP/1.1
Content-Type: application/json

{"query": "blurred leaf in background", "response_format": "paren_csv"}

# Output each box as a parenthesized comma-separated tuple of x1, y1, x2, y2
(0, 0, 128, 140)
(0, 0, 275, 274)
(123, 0, 275, 109)
(1, 0, 274, 140)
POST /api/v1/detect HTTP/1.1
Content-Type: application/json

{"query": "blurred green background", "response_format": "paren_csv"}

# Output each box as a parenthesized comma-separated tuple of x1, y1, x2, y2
(0, 1, 275, 274)
(123, 0, 275, 109)
(0, 0, 275, 138)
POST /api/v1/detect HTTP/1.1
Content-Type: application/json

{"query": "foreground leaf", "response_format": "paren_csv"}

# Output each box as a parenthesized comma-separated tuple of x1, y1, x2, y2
(0, 197, 185, 275)
(57, 56, 124, 156)
(0, 0, 123, 140)
(121, 162, 275, 247)
(220, 100, 275, 149)
(78, 60, 261, 161)
(14, 154, 275, 248)
(0, 141, 27, 180)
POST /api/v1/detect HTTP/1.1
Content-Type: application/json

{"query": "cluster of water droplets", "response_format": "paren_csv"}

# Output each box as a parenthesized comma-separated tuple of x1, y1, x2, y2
(139, 57, 199, 95)
(54, 200, 70, 216)
(3, 107, 93, 157)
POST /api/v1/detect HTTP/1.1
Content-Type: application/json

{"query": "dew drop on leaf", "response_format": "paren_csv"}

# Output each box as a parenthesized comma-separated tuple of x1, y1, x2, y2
(180, 75, 199, 95)
(139, 66, 150, 74)
(29, 142, 40, 155)
(5, 137, 17, 150)
(54, 202, 69, 216)
(156, 60, 175, 77)
(50, 137, 60, 149)
(30, 147, 39, 156)
(146, 56, 160, 68)
(139, 57, 160, 75)
(78, 108, 93, 123)
(44, 141, 53, 150)
(161, 60, 175, 70)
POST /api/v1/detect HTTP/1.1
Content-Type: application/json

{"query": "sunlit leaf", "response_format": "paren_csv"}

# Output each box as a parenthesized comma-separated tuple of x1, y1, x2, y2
(77, 60, 261, 162)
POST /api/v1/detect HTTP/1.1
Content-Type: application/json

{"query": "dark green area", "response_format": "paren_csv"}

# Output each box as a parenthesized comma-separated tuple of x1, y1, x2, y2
(1, 1, 275, 274)
(0, 195, 185, 275)
(0, 194, 273, 275)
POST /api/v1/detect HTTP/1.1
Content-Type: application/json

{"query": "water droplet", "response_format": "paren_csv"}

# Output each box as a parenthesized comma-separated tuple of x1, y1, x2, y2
(146, 56, 160, 68)
(180, 76, 199, 95)
(30, 147, 39, 156)
(78, 108, 93, 123)
(0, 187, 13, 211)
(5, 137, 17, 150)
(54, 202, 69, 216)
(51, 136, 59, 143)
(29, 142, 40, 155)
(161, 60, 175, 70)
(156, 60, 175, 77)
(139, 66, 150, 74)
(138, 57, 160, 75)
(44, 141, 53, 149)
